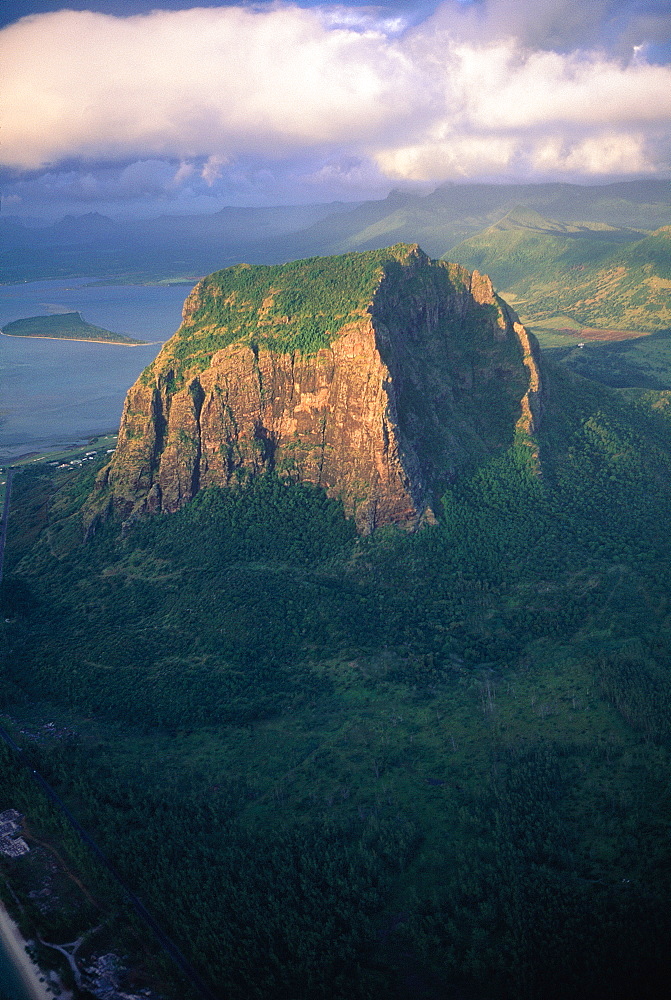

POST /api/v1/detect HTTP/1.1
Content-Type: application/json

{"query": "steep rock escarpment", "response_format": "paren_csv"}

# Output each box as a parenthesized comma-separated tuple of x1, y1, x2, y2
(86, 244, 542, 533)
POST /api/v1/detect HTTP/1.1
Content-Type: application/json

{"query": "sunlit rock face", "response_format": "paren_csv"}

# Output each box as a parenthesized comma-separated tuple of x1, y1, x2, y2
(86, 244, 542, 533)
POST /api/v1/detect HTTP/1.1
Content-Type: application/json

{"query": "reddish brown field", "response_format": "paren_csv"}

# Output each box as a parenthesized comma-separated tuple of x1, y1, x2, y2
(554, 327, 650, 342)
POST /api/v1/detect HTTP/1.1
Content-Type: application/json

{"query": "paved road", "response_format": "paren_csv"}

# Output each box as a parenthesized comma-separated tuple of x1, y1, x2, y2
(0, 469, 13, 587)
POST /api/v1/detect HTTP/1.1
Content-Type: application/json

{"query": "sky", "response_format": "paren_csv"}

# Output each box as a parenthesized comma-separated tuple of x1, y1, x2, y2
(2, 0, 671, 220)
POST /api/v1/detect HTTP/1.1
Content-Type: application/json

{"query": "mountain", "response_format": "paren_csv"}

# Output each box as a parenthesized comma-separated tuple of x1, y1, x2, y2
(0, 201, 355, 283)
(85, 245, 541, 533)
(5, 341, 671, 1000)
(5, 224, 671, 999)
(3, 180, 670, 283)
(277, 179, 671, 260)
(448, 210, 671, 333)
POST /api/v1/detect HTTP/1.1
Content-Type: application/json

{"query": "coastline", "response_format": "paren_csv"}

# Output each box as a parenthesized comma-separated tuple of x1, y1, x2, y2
(0, 332, 152, 347)
(0, 900, 55, 1000)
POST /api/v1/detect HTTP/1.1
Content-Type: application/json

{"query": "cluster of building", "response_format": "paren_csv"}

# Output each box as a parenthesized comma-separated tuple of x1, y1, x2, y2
(0, 808, 30, 858)
(83, 952, 159, 1000)
(54, 446, 115, 470)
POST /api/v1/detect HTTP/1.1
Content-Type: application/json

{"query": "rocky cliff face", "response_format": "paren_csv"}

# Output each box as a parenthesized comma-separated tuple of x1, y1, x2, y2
(86, 244, 542, 533)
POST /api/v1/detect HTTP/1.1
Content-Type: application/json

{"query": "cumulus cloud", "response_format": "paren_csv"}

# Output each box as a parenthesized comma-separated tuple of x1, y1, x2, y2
(172, 160, 195, 186)
(201, 155, 231, 186)
(376, 134, 519, 181)
(0, 5, 421, 169)
(455, 44, 671, 128)
(1, 0, 670, 205)
(531, 132, 649, 174)
(314, 3, 412, 35)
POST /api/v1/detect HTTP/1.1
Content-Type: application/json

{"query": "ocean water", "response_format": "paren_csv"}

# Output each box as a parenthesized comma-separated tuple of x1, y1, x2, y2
(0, 279, 194, 460)
(0, 913, 38, 1000)
(0, 949, 33, 1000)
(0, 947, 32, 1000)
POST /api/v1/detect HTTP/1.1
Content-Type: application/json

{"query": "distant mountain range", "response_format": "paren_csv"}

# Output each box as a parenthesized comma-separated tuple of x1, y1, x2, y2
(280, 179, 671, 261)
(2, 179, 670, 284)
(0, 201, 353, 283)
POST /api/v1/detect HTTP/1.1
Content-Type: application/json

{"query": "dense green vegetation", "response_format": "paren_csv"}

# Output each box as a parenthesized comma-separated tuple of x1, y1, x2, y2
(1, 311, 144, 344)
(449, 212, 671, 333)
(177, 250, 387, 356)
(146, 245, 469, 385)
(446, 207, 640, 289)
(2, 357, 671, 998)
(143, 248, 387, 382)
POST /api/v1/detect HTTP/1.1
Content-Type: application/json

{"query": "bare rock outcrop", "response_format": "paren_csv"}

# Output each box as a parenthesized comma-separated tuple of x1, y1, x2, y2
(85, 244, 542, 533)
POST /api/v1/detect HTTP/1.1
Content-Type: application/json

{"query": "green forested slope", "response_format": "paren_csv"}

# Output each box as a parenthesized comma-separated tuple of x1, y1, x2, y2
(2, 364, 671, 999)
(448, 213, 671, 333)
(283, 179, 671, 260)
(445, 207, 637, 287)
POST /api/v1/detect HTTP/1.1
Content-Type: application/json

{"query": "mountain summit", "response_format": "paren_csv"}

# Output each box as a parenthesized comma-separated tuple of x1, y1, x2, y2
(86, 244, 542, 532)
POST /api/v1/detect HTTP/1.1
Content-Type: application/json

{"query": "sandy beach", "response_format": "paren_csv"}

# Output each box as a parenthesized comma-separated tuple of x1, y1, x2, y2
(0, 331, 151, 346)
(0, 900, 53, 1000)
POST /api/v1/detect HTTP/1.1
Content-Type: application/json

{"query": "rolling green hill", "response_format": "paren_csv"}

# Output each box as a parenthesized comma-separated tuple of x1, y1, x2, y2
(1, 311, 145, 344)
(448, 211, 671, 335)
(280, 179, 671, 261)
(444, 206, 642, 289)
